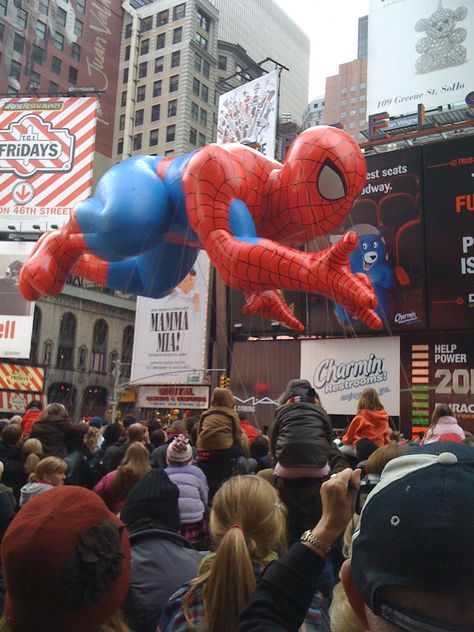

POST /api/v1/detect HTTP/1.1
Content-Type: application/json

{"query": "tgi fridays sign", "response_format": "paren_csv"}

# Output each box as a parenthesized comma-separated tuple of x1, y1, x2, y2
(0, 97, 97, 231)
(137, 385, 210, 410)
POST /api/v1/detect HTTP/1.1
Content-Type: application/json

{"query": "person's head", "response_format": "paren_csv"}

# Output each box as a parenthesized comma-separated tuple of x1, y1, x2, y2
(38, 403, 69, 424)
(429, 403, 454, 429)
(249, 434, 270, 461)
(103, 423, 123, 446)
(357, 388, 383, 413)
(121, 468, 181, 532)
(146, 419, 161, 434)
(29, 456, 67, 486)
(277, 379, 320, 406)
(166, 434, 193, 465)
(126, 422, 147, 444)
(1, 424, 22, 447)
(112, 443, 151, 503)
(22, 438, 43, 476)
(85, 426, 102, 452)
(184, 475, 286, 632)
(210, 387, 235, 409)
(8, 415, 22, 425)
(150, 428, 165, 448)
(25, 400, 42, 413)
(1, 486, 130, 631)
(355, 438, 378, 462)
(169, 419, 187, 438)
(364, 443, 408, 477)
(0, 421, 8, 435)
(64, 424, 88, 453)
(341, 443, 474, 631)
(89, 416, 104, 429)
(122, 413, 137, 428)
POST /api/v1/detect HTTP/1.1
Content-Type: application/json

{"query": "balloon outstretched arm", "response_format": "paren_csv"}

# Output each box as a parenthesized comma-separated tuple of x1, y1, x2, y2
(243, 290, 305, 332)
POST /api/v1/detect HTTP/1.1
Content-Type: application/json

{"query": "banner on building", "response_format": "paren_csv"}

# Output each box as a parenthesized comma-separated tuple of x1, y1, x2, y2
(0, 391, 46, 413)
(0, 363, 44, 392)
(137, 384, 210, 410)
(0, 97, 97, 232)
(309, 147, 426, 335)
(0, 241, 35, 359)
(400, 333, 474, 436)
(300, 337, 400, 416)
(131, 252, 211, 385)
(424, 137, 474, 330)
(367, 0, 474, 117)
(217, 69, 280, 159)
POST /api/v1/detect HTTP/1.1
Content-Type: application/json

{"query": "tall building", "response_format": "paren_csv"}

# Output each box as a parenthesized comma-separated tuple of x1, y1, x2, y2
(357, 15, 368, 59)
(115, 0, 218, 160)
(0, 0, 123, 178)
(213, 0, 310, 123)
(323, 58, 367, 141)
(302, 96, 325, 130)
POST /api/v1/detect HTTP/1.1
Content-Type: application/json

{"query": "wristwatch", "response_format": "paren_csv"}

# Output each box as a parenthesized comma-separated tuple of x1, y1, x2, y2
(300, 530, 332, 555)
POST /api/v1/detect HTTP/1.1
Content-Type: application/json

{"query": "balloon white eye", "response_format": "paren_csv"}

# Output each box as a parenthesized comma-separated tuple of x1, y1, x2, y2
(362, 243, 368, 250)
(317, 161, 346, 201)
(373, 242, 378, 249)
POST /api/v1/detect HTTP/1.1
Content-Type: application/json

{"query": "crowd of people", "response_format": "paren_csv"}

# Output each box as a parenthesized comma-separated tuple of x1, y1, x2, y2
(0, 384, 470, 631)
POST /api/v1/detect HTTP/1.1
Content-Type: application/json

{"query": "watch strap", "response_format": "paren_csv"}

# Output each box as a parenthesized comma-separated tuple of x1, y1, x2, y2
(300, 530, 332, 554)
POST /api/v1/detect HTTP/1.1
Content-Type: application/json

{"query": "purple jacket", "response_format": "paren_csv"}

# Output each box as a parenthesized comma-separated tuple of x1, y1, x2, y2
(165, 464, 208, 524)
(421, 416, 465, 444)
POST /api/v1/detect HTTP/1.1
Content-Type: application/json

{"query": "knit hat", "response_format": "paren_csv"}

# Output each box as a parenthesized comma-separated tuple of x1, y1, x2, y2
(277, 379, 320, 406)
(121, 469, 180, 531)
(89, 416, 104, 429)
(167, 434, 193, 464)
(352, 442, 474, 631)
(1, 486, 130, 632)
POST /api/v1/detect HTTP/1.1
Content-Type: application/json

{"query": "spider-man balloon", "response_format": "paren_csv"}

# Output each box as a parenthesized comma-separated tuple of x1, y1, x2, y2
(19, 126, 381, 332)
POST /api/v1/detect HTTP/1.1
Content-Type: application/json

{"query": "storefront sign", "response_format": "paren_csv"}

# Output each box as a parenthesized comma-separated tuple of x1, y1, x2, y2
(137, 384, 210, 410)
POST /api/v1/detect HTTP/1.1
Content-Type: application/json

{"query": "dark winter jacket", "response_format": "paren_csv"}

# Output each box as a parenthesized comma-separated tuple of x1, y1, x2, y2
(29, 418, 73, 458)
(270, 402, 333, 469)
(123, 527, 206, 632)
(0, 443, 25, 500)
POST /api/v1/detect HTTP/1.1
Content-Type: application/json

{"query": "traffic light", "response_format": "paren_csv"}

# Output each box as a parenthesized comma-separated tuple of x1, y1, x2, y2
(219, 375, 231, 389)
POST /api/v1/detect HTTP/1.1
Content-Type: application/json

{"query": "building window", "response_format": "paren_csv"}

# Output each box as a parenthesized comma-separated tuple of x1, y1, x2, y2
(140, 15, 153, 32)
(197, 8, 210, 31)
(71, 43, 81, 61)
(218, 55, 227, 71)
(189, 127, 197, 145)
(201, 84, 209, 102)
(68, 66, 78, 85)
(149, 129, 159, 146)
(76, 0, 86, 13)
(359, 107, 365, 114)
(173, 3, 185, 20)
(360, 82, 366, 89)
(29, 71, 41, 90)
(157, 9, 169, 26)
(151, 104, 160, 121)
(350, 85, 356, 92)
(359, 119, 366, 126)
(133, 134, 142, 150)
(74, 18, 83, 37)
(35, 20, 47, 39)
(191, 102, 198, 121)
(359, 95, 366, 102)
(54, 31, 64, 51)
(0, 0, 6, 17)
(348, 121, 356, 128)
(155, 56, 164, 73)
(202, 59, 210, 79)
(32, 45, 44, 64)
(137, 85, 146, 102)
(166, 125, 175, 142)
(39, 0, 49, 15)
(121, 325, 134, 378)
(171, 50, 180, 67)
(172, 27, 182, 44)
(135, 109, 144, 125)
(194, 53, 202, 72)
(57, 6, 67, 25)
(56, 313, 76, 369)
(138, 61, 147, 78)
(200, 108, 207, 127)
(10, 60, 21, 81)
(0, 23, 4, 40)
(13, 33, 25, 54)
(340, 99, 347, 106)
(198, 132, 206, 146)
(43, 340, 53, 366)
(125, 45, 131, 61)
(90, 319, 108, 373)
(340, 112, 346, 119)
(169, 75, 179, 92)
(49, 81, 59, 94)
(121, 91, 127, 107)
(195, 33, 207, 49)
(350, 97, 356, 104)
(119, 114, 125, 130)
(140, 38, 149, 55)
(192, 78, 200, 96)
(117, 139, 123, 154)
(156, 33, 165, 49)
(30, 307, 42, 365)
(350, 109, 356, 117)
(123, 68, 129, 83)
(340, 87, 347, 95)
(125, 22, 132, 38)
(17, 8, 28, 28)
(153, 80, 162, 97)
(167, 99, 177, 117)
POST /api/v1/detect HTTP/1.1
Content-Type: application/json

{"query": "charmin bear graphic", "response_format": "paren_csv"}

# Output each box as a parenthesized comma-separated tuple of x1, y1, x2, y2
(334, 225, 395, 328)
(415, 1, 468, 74)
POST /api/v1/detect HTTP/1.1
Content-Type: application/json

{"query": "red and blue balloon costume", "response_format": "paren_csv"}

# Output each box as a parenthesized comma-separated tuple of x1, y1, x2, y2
(19, 126, 381, 332)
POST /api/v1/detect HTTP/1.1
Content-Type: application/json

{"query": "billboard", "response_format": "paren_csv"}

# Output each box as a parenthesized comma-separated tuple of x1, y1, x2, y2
(136, 384, 210, 410)
(400, 333, 474, 436)
(0, 241, 35, 359)
(424, 137, 474, 330)
(308, 147, 426, 335)
(0, 391, 47, 414)
(0, 97, 97, 232)
(367, 0, 474, 117)
(217, 69, 280, 158)
(300, 337, 400, 416)
(131, 252, 211, 385)
(0, 363, 44, 392)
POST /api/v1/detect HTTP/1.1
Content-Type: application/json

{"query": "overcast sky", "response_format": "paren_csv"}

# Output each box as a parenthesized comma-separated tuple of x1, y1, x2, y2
(275, 0, 370, 100)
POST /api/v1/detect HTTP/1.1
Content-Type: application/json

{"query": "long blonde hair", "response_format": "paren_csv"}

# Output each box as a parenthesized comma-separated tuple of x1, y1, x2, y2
(22, 438, 43, 476)
(85, 426, 102, 452)
(183, 475, 287, 632)
(357, 388, 384, 413)
(28, 456, 67, 483)
(111, 443, 151, 503)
